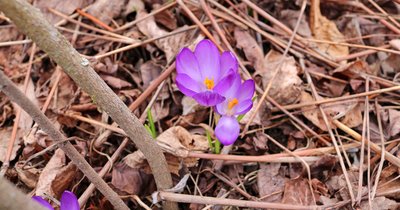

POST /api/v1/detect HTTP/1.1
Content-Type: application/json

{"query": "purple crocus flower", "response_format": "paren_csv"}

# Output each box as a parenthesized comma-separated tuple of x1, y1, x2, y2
(32, 190, 79, 210)
(215, 73, 255, 145)
(175, 39, 238, 106)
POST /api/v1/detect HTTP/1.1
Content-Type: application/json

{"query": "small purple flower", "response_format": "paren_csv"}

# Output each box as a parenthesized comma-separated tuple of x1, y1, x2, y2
(32, 191, 79, 210)
(215, 74, 255, 145)
(175, 39, 238, 106)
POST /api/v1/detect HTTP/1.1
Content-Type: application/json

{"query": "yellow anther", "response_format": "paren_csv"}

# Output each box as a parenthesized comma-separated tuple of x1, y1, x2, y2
(204, 78, 215, 90)
(228, 98, 238, 110)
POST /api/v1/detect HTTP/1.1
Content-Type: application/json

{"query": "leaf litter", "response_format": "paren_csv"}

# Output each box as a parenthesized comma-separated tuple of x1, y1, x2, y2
(1, 0, 400, 209)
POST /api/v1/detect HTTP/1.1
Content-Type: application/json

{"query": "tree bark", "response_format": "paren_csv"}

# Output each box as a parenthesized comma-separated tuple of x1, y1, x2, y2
(0, 177, 47, 210)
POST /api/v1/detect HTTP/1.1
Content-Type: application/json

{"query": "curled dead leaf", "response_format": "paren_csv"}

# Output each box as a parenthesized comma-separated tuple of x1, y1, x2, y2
(310, 0, 349, 61)
(124, 126, 209, 175)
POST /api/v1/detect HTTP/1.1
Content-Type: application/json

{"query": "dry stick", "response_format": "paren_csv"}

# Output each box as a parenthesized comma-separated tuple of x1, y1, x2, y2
(239, 0, 339, 67)
(334, 45, 390, 62)
(158, 191, 320, 210)
(0, 177, 47, 210)
(176, 0, 222, 51)
(371, 99, 386, 200)
(266, 96, 331, 146)
(1, 44, 36, 176)
(188, 142, 361, 162)
(0, 71, 128, 210)
(349, 1, 400, 35)
(366, 0, 400, 29)
(76, 8, 114, 31)
(303, 62, 356, 204)
(277, 85, 400, 111)
(356, 79, 370, 204)
(333, 119, 400, 168)
(78, 138, 129, 207)
(242, 0, 307, 136)
(0, 1, 175, 209)
(115, 1, 177, 32)
(47, 8, 135, 43)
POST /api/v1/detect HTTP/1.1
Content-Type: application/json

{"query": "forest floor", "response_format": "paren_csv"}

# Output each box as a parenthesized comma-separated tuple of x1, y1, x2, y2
(1, 0, 400, 209)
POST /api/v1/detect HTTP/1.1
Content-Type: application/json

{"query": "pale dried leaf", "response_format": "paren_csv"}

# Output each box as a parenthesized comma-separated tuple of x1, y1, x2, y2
(0, 27, 18, 42)
(0, 127, 22, 162)
(35, 0, 87, 24)
(100, 74, 132, 89)
(234, 28, 264, 71)
(360, 197, 398, 210)
(280, 10, 311, 37)
(111, 163, 155, 195)
(310, 0, 349, 60)
(140, 61, 162, 89)
(390, 39, 400, 51)
(35, 149, 66, 197)
(257, 163, 287, 202)
(387, 109, 400, 137)
(260, 50, 302, 105)
(87, 0, 124, 25)
(133, 0, 191, 62)
(282, 178, 314, 205)
(15, 162, 40, 189)
(182, 96, 204, 115)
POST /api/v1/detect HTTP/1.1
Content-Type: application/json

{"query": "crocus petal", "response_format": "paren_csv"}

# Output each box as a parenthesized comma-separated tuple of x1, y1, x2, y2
(213, 70, 240, 97)
(32, 196, 54, 210)
(234, 99, 253, 115)
(176, 73, 201, 96)
(215, 100, 228, 115)
(215, 116, 240, 145)
(237, 79, 255, 101)
(220, 51, 238, 77)
(194, 40, 220, 80)
(193, 91, 225, 106)
(176, 48, 201, 80)
(60, 191, 79, 210)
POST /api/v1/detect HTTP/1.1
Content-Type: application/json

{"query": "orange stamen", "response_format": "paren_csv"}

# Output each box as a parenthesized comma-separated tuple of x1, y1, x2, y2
(204, 78, 214, 90)
(228, 98, 238, 110)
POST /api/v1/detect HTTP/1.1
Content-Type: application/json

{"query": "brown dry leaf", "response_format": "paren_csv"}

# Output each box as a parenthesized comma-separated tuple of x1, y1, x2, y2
(332, 60, 377, 78)
(51, 162, 77, 197)
(301, 91, 361, 130)
(181, 96, 204, 116)
(282, 178, 315, 205)
(386, 109, 400, 137)
(100, 74, 132, 89)
(234, 28, 264, 72)
(35, 0, 88, 24)
(259, 50, 303, 105)
(35, 149, 66, 197)
(140, 60, 162, 89)
(111, 163, 155, 195)
(153, 3, 177, 30)
(280, 10, 311, 38)
(326, 171, 364, 201)
(87, 0, 124, 25)
(380, 53, 400, 76)
(360, 197, 398, 210)
(390, 39, 400, 51)
(257, 163, 287, 202)
(310, 0, 349, 60)
(300, 91, 328, 131)
(310, 155, 337, 180)
(12, 79, 37, 131)
(377, 178, 400, 200)
(0, 27, 18, 42)
(15, 162, 40, 189)
(125, 126, 209, 175)
(132, 0, 191, 62)
(0, 127, 22, 162)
